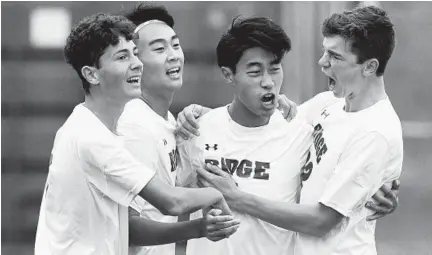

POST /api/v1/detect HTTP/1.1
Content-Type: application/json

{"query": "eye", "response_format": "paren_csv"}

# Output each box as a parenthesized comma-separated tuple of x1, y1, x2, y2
(117, 55, 127, 60)
(270, 67, 281, 73)
(154, 47, 165, 52)
(247, 70, 261, 76)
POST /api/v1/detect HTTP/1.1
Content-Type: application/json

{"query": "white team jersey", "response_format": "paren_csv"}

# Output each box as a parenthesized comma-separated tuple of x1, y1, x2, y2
(295, 92, 403, 255)
(35, 104, 155, 255)
(177, 106, 313, 255)
(117, 98, 179, 255)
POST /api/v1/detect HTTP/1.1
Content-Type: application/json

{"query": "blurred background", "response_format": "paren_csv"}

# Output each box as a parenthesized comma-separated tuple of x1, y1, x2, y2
(1, 1, 431, 254)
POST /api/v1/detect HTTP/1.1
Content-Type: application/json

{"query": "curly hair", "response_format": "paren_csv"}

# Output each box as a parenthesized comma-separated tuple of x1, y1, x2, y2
(64, 13, 135, 94)
(216, 16, 291, 73)
(322, 6, 395, 76)
(124, 2, 174, 28)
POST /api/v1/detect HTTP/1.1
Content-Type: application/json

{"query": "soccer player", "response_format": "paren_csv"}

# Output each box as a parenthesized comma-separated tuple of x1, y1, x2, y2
(176, 16, 310, 255)
(114, 4, 239, 255)
(34, 13, 233, 255)
(194, 6, 403, 255)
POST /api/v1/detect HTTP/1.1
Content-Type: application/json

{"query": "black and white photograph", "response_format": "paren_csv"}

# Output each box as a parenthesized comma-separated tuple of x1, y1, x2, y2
(1, 1, 431, 255)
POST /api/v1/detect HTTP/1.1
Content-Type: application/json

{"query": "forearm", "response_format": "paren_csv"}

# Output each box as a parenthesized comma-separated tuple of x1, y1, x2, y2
(175, 187, 223, 215)
(140, 177, 223, 216)
(231, 191, 342, 237)
(129, 216, 203, 246)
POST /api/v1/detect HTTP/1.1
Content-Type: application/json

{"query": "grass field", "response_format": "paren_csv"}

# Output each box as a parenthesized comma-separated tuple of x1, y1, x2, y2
(2, 138, 431, 255)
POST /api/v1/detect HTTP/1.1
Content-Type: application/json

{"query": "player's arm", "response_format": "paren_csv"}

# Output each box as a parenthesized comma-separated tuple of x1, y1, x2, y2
(175, 96, 296, 140)
(129, 207, 240, 245)
(198, 132, 394, 237)
(117, 123, 231, 216)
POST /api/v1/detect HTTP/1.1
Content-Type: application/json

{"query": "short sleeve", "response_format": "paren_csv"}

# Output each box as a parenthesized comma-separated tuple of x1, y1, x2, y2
(78, 134, 155, 207)
(319, 131, 390, 217)
(117, 123, 159, 170)
(175, 137, 203, 187)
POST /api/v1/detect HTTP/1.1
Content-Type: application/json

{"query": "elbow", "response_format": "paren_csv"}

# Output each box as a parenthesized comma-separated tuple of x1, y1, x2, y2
(160, 193, 188, 216)
(306, 220, 335, 238)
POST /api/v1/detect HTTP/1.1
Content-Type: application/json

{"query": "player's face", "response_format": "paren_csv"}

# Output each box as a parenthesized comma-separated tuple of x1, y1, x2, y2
(134, 23, 184, 94)
(318, 36, 364, 98)
(230, 47, 283, 119)
(96, 37, 143, 103)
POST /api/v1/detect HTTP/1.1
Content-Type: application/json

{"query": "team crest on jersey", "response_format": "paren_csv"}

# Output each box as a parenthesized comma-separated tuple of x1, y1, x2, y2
(205, 144, 218, 151)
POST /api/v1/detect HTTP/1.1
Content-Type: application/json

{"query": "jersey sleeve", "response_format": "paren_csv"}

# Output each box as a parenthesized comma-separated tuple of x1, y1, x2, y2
(78, 134, 155, 207)
(118, 123, 159, 171)
(319, 131, 391, 217)
(175, 137, 203, 187)
(296, 92, 339, 125)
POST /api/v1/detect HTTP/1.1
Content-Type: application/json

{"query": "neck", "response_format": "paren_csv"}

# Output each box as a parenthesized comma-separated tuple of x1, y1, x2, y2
(345, 76, 387, 112)
(229, 99, 271, 127)
(140, 89, 174, 120)
(83, 94, 126, 133)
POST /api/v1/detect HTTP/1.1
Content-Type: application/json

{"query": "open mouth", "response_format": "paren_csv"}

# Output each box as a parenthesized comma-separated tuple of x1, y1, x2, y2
(328, 77, 336, 91)
(127, 75, 141, 84)
(260, 93, 276, 104)
(166, 67, 181, 78)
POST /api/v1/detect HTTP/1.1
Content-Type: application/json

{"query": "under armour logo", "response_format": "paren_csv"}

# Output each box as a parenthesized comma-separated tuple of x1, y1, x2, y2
(321, 110, 330, 118)
(205, 144, 218, 151)
(163, 139, 167, 145)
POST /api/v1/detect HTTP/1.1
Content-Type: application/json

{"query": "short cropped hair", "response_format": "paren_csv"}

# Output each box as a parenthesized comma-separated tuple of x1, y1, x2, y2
(64, 13, 135, 94)
(216, 16, 291, 73)
(322, 6, 395, 76)
(124, 3, 174, 28)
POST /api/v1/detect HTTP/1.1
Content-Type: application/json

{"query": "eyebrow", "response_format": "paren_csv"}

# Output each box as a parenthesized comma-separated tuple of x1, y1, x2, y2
(112, 49, 129, 57)
(149, 35, 179, 46)
(246, 62, 263, 69)
(327, 49, 343, 58)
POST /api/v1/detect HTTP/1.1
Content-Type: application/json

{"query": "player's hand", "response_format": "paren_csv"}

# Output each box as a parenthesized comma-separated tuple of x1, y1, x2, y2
(197, 163, 240, 202)
(201, 208, 240, 242)
(176, 104, 211, 140)
(366, 179, 400, 221)
(277, 94, 297, 121)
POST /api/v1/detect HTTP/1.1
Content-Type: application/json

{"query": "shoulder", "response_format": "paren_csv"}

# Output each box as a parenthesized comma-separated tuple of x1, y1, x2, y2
(197, 106, 228, 126)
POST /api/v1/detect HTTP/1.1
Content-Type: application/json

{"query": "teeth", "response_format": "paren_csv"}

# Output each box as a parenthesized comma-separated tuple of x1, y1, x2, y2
(167, 68, 180, 75)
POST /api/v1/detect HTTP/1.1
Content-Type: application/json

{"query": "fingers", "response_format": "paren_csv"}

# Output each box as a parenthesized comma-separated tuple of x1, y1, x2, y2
(365, 201, 391, 214)
(366, 212, 386, 221)
(277, 94, 297, 121)
(196, 167, 214, 181)
(207, 225, 240, 241)
(372, 189, 394, 208)
(175, 105, 201, 140)
(391, 179, 400, 195)
(205, 163, 229, 177)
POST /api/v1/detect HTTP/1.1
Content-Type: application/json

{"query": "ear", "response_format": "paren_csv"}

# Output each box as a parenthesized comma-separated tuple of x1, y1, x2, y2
(363, 58, 379, 76)
(81, 66, 100, 86)
(220, 66, 234, 84)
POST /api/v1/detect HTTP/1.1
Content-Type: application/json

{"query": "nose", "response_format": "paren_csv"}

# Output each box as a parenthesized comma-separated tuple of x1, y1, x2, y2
(261, 72, 275, 89)
(167, 46, 180, 62)
(130, 55, 143, 72)
(318, 52, 330, 68)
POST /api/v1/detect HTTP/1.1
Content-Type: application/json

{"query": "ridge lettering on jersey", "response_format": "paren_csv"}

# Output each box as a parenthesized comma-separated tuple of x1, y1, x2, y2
(300, 123, 328, 181)
(169, 148, 178, 172)
(205, 158, 270, 180)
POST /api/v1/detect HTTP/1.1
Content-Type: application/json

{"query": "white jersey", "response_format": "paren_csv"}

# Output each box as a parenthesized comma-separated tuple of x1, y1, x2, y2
(117, 98, 179, 255)
(295, 92, 403, 255)
(35, 104, 155, 255)
(177, 106, 313, 255)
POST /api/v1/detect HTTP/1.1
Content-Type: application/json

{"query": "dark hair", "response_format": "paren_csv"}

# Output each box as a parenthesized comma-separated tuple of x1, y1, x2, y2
(322, 6, 395, 76)
(216, 16, 291, 73)
(124, 3, 174, 28)
(64, 13, 135, 94)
